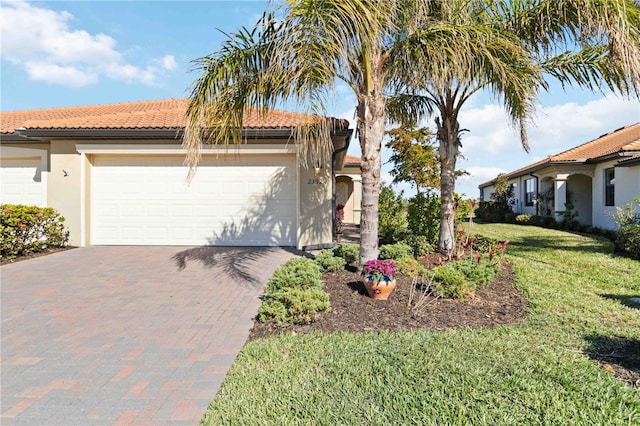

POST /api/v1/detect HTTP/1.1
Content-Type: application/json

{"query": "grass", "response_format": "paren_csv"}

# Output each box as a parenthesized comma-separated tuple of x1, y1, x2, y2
(201, 224, 640, 425)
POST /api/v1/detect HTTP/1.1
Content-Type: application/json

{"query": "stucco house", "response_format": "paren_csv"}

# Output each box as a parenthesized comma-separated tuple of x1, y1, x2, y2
(478, 123, 640, 230)
(0, 99, 361, 250)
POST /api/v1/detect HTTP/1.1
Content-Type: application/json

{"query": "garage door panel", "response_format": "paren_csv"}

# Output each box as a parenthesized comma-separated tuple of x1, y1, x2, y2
(92, 154, 296, 246)
(1, 158, 47, 206)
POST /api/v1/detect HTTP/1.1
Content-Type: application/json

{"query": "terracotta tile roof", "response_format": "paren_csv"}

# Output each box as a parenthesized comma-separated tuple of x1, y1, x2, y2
(1, 99, 349, 134)
(479, 123, 640, 187)
(344, 154, 361, 165)
(550, 123, 640, 161)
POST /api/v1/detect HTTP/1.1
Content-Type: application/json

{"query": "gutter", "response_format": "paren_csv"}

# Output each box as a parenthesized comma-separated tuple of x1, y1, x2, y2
(17, 127, 302, 140)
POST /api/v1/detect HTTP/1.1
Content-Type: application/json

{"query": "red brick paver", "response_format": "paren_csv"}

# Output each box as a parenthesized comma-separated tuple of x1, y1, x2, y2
(1, 246, 296, 425)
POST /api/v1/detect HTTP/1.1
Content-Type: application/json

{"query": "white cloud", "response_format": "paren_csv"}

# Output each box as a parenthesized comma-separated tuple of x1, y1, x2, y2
(24, 62, 98, 88)
(0, 0, 176, 88)
(161, 55, 178, 71)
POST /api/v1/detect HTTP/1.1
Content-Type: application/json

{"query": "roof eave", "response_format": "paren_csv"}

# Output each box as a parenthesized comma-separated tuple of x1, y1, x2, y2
(477, 160, 588, 188)
(587, 151, 640, 164)
(0, 132, 42, 143)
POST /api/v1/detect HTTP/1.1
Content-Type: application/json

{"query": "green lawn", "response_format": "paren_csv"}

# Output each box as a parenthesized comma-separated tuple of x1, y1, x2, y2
(202, 224, 639, 425)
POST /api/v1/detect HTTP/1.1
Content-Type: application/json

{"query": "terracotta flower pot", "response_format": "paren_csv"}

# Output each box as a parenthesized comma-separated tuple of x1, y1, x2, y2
(363, 277, 397, 300)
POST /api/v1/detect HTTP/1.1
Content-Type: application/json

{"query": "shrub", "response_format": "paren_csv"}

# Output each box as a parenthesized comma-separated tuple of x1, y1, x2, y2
(476, 201, 512, 223)
(379, 242, 413, 260)
(332, 243, 359, 264)
(265, 258, 322, 293)
(541, 216, 558, 229)
(314, 249, 346, 272)
(613, 197, 640, 227)
(378, 185, 408, 243)
(407, 192, 440, 242)
(396, 256, 427, 277)
(1, 204, 69, 260)
(259, 257, 330, 325)
(258, 287, 330, 325)
(469, 235, 500, 252)
(447, 258, 497, 287)
(432, 265, 474, 299)
(455, 196, 475, 225)
(615, 224, 640, 260)
(401, 234, 433, 257)
(515, 214, 537, 225)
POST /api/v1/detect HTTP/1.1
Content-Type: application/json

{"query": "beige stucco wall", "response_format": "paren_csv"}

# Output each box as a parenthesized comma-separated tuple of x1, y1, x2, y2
(592, 160, 620, 230)
(616, 164, 640, 209)
(298, 161, 332, 249)
(592, 160, 640, 230)
(48, 140, 85, 246)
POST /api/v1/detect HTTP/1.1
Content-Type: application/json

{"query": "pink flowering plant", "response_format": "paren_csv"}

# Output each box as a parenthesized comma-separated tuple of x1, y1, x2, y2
(362, 259, 397, 284)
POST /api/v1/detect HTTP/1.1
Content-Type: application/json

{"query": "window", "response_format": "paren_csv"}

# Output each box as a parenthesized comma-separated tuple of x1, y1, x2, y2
(604, 168, 615, 206)
(525, 178, 536, 206)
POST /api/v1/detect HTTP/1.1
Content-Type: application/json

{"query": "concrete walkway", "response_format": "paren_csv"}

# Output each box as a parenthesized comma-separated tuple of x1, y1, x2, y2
(1, 246, 296, 425)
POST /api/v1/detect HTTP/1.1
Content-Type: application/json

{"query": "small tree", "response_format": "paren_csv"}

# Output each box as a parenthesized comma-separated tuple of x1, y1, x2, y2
(385, 126, 440, 195)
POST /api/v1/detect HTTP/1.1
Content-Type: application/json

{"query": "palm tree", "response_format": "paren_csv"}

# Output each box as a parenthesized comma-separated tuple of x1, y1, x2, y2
(388, 0, 640, 253)
(183, 0, 640, 261)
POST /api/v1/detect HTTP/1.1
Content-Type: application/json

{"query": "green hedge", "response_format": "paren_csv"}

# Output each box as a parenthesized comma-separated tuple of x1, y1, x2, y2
(1, 204, 69, 260)
(258, 258, 330, 325)
(314, 249, 346, 272)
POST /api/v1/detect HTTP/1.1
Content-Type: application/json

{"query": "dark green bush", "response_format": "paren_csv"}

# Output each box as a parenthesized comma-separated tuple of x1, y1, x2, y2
(258, 287, 330, 325)
(1, 204, 69, 260)
(407, 192, 440, 242)
(476, 201, 512, 223)
(432, 265, 474, 299)
(378, 185, 408, 243)
(402, 234, 433, 257)
(379, 242, 413, 260)
(332, 243, 359, 264)
(615, 224, 640, 260)
(541, 216, 558, 229)
(314, 249, 346, 272)
(265, 258, 322, 293)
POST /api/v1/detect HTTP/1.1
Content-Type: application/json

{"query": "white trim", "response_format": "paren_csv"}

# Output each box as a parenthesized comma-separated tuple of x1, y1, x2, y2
(75, 144, 296, 155)
(295, 144, 301, 249)
(79, 152, 86, 247)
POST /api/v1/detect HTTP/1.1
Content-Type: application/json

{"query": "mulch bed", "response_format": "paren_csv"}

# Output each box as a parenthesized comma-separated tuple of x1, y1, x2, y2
(249, 260, 529, 340)
(0, 246, 75, 265)
(249, 257, 638, 388)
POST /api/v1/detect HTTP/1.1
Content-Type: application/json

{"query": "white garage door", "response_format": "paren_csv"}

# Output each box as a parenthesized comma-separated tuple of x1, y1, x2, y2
(92, 154, 297, 246)
(0, 157, 47, 206)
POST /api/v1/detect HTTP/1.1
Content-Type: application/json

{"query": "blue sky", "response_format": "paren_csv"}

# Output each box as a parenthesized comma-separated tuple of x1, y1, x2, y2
(2, 0, 639, 198)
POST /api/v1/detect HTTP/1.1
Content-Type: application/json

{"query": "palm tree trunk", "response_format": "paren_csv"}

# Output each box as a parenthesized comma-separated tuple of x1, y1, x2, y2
(436, 110, 460, 256)
(357, 87, 385, 264)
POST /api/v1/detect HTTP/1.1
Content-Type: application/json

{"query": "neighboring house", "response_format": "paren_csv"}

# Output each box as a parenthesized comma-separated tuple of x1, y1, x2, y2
(478, 123, 640, 230)
(0, 99, 356, 249)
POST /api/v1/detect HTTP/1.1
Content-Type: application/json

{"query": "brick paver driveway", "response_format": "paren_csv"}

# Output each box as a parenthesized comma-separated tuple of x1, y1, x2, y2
(1, 246, 297, 425)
